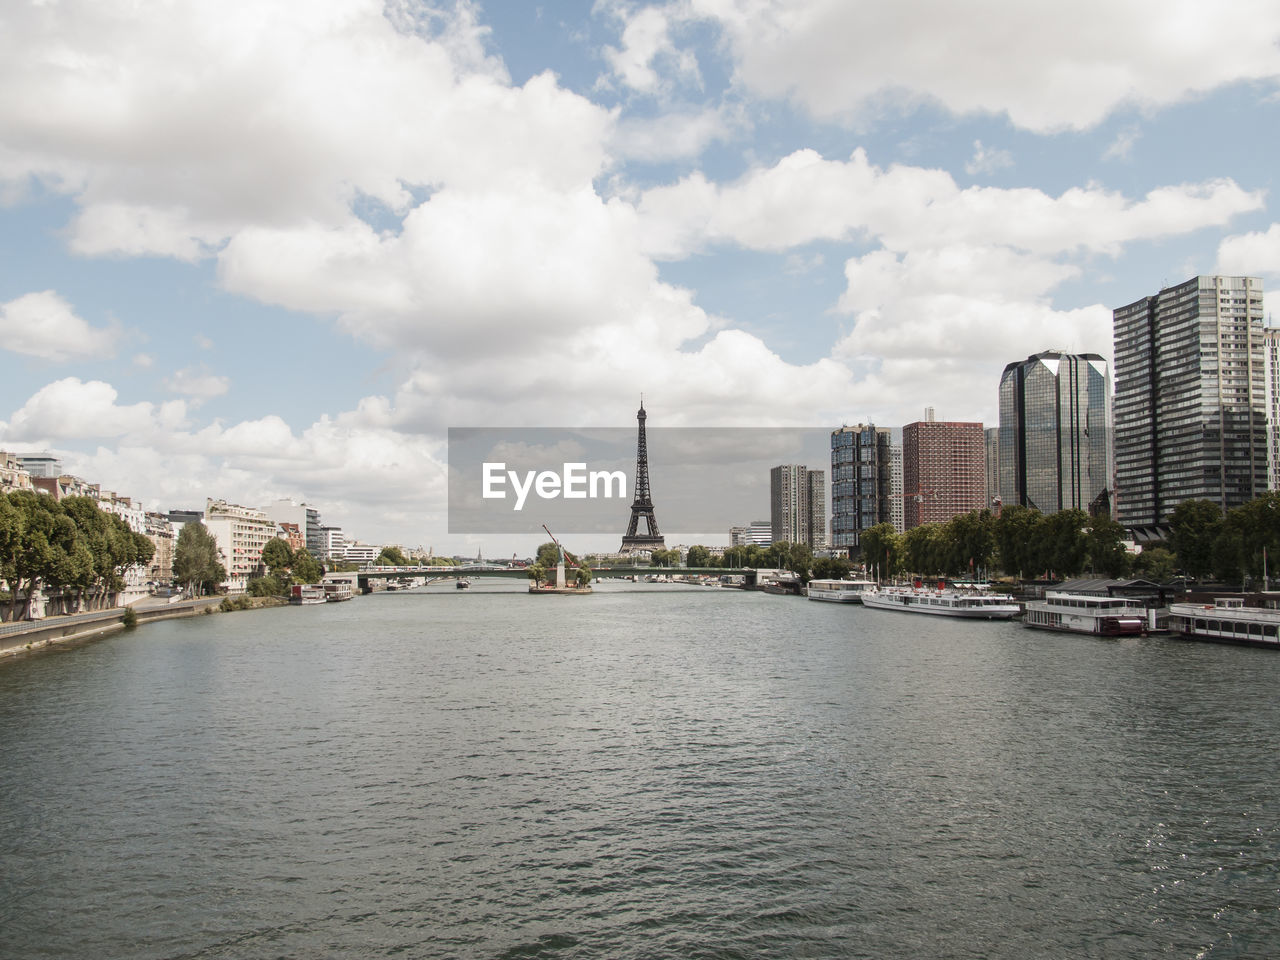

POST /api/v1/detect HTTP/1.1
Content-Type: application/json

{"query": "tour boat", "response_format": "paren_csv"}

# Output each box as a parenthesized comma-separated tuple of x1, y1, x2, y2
(323, 582, 354, 602)
(456, 578, 471, 590)
(861, 583, 1021, 619)
(1167, 597, 1280, 649)
(1022, 591, 1150, 636)
(806, 579, 876, 603)
(289, 584, 326, 605)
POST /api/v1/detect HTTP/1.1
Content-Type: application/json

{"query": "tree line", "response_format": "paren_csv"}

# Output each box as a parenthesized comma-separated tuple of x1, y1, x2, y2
(0, 490, 155, 620)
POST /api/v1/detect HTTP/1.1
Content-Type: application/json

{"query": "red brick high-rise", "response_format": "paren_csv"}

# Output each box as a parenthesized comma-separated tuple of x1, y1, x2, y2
(902, 419, 986, 529)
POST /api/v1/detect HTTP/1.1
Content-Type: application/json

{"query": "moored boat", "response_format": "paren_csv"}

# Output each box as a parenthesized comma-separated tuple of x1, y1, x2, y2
(806, 578, 876, 603)
(289, 584, 326, 605)
(323, 582, 354, 602)
(1023, 591, 1150, 636)
(456, 578, 471, 590)
(862, 583, 1021, 619)
(1167, 597, 1280, 649)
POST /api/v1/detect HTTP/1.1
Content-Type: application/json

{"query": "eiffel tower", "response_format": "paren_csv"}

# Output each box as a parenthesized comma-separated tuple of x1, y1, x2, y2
(620, 398, 665, 555)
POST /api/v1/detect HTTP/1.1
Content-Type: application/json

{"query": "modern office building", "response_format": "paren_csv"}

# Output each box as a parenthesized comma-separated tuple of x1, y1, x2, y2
(830, 423, 894, 554)
(1113, 275, 1267, 527)
(770, 464, 827, 550)
(262, 499, 323, 557)
(729, 520, 773, 547)
(997, 350, 1112, 515)
(984, 427, 1000, 512)
(15, 453, 63, 479)
(901, 417, 986, 529)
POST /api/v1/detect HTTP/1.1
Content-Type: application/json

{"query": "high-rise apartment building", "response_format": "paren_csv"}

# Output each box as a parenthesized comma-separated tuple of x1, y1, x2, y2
(1113, 276, 1266, 527)
(769, 464, 827, 550)
(984, 427, 1000, 512)
(997, 350, 1112, 515)
(830, 424, 894, 554)
(1264, 325, 1280, 490)
(205, 498, 278, 593)
(901, 418, 986, 529)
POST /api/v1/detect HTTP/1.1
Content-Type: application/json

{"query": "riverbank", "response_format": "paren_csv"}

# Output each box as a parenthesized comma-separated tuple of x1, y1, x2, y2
(0, 595, 288, 662)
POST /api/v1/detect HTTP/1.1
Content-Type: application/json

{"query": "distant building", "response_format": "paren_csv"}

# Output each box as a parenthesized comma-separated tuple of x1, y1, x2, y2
(984, 427, 1000, 512)
(831, 424, 894, 555)
(316, 526, 345, 561)
(145, 512, 176, 584)
(165, 509, 205, 530)
(204, 499, 277, 593)
(15, 453, 63, 479)
(902, 416, 986, 529)
(344, 542, 377, 563)
(262, 499, 323, 557)
(278, 522, 306, 554)
(1113, 275, 1267, 526)
(770, 464, 827, 550)
(1265, 325, 1280, 490)
(0, 451, 34, 493)
(729, 520, 773, 547)
(997, 350, 1112, 515)
(31, 474, 95, 500)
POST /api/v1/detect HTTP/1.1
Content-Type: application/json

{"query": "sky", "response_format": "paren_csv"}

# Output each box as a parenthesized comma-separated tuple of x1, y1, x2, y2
(2, 0, 1280, 555)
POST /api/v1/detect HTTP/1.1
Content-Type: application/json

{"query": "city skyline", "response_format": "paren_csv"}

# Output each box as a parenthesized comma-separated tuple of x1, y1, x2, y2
(3, 1, 1280, 550)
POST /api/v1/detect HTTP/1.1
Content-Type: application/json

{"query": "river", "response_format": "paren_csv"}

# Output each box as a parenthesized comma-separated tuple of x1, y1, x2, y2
(2, 580, 1278, 958)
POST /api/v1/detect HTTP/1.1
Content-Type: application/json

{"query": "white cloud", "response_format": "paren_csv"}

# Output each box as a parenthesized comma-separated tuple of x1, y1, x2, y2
(164, 367, 231, 400)
(965, 139, 1013, 176)
(1217, 222, 1280, 277)
(678, 0, 1280, 131)
(2, 378, 187, 441)
(0, 290, 119, 362)
(1103, 126, 1141, 161)
(636, 149, 1265, 259)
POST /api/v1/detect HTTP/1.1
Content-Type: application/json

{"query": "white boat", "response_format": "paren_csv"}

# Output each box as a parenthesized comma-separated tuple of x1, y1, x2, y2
(1023, 591, 1150, 636)
(1167, 597, 1280, 649)
(323, 582, 354, 602)
(456, 578, 471, 590)
(862, 583, 1021, 619)
(289, 584, 326, 605)
(806, 579, 876, 603)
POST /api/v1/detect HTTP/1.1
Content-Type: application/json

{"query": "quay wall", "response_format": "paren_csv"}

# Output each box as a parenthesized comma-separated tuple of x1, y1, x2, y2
(0, 598, 231, 660)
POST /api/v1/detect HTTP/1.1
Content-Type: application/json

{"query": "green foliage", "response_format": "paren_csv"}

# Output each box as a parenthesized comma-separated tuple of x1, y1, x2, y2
(685, 545, 712, 567)
(1085, 513, 1131, 578)
(376, 545, 409, 566)
(527, 563, 547, 586)
(219, 595, 253, 612)
(1168, 499, 1222, 580)
(536, 542, 562, 567)
(121, 605, 137, 629)
(810, 556, 852, 581)
(648, 548, 680, 567)
(1133, 546, 1177, 583)
(291, 549, 323, 584)
(261, 537, 294, 576)
(576, 565, 592, 587)
(174, 522, 226, 597)
(860, 523, 901, 579)
(247, 574, 288, 597)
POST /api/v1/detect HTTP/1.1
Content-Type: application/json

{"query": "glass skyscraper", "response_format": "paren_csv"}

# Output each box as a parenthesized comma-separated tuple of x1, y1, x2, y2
(997, 350, 1111, 515)
(1112, 275, 1266, 527)
(830, 424, 893, 555)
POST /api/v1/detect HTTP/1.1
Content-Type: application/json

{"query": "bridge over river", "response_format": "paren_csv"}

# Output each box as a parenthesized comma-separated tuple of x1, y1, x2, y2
(329, 564, 762, 593)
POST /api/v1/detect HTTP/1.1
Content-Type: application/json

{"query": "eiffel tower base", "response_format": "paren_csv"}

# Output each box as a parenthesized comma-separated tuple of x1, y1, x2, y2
(619, 534, 666, 556)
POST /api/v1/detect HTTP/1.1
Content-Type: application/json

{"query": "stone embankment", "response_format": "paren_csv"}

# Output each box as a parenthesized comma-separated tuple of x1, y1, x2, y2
(0, 596, 285, 661)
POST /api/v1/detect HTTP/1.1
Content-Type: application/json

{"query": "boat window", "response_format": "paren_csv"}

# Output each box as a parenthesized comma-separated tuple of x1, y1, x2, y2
(1249, 623, 1263, 637)
(1266, 625, 1278, 638)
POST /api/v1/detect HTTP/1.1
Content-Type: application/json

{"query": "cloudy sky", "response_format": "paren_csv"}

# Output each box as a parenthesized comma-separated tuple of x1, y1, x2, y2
(3, 0, 1280, 553)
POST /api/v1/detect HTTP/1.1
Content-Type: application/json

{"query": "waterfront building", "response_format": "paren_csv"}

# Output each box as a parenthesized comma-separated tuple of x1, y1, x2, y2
(889, 443, 904, 532)
(262, 499, 323, 558)
(144, 512, 176, 585)
(317, 526, 346, 561)
(901, 416, 986, 529)
(770, 465, 827, 550)
(1113, 275, 1267, 527)
(204, 499, 278, 593)
(984, 427, 1000, 512)
(1265, 325, 1280, 489)
(0, 451, 34, 493)
(997, 350, 1112, 515)
(344, 542, 378, 564)
(165, 509, 205, 530)
(31, 473, 95, 501)
(830, 424, 894, 555)
(278, 522, 306, 554)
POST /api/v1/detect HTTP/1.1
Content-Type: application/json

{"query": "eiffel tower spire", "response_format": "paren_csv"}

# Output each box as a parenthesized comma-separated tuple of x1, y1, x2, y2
(620, 397, 665, 555)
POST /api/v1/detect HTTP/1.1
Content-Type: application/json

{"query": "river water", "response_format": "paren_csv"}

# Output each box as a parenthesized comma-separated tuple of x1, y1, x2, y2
(2, 581, 1278, 959)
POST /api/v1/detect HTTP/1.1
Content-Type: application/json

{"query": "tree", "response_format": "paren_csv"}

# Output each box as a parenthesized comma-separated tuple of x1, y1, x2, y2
(810, 555, 852, 581)
(860, 523, 900, 580)
(291, 549, 323, 584)
(1168, 499, 1222, 580)
(994, 505, 1042, 579)
(376, 545, 409, 566)
(946, 510, 996, 577)
(174, 522, 226, 597)
(1, 491, 73, 620)
(1042, 509, 1089, 579)
(527, 563, 547, 587)
(576, 565, 592, 587)
(686, 545, 712, 568)
(1133, 546, 1177, 583)
(536, 542, 561, 567)
(1085, 513, 1131, 578)
(262, 538, 294, 577)
(1229, 492, 1280, 582)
